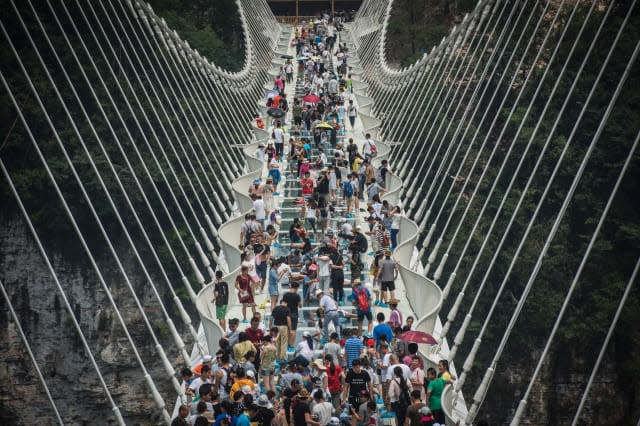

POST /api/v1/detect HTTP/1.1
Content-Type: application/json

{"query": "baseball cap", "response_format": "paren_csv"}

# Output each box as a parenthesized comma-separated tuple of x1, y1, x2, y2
(202, 355, 212, 362)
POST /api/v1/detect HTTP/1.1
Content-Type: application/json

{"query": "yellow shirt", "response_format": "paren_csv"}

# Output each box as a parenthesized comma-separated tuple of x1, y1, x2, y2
(441, 371, 452, 382)
(353, 157, 361, 172)
(230, 378, 255, 399)
(233, 341, 256, 365)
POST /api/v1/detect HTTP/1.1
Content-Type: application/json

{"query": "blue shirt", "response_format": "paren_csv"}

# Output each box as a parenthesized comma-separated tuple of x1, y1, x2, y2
(269, 267, 279, 287)
(345, 336, 364, 368)
(236, 413, 251, 426)
(373, 323, 393, 346)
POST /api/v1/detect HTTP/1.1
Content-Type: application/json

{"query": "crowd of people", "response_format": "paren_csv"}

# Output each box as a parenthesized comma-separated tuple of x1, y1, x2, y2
(172, 17, 456, 426)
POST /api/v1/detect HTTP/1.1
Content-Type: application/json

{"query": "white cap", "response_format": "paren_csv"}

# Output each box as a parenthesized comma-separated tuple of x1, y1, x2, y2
(202, 355, 212, 363)
(303, 330, 311, 338)
(246, 370, 255, 378)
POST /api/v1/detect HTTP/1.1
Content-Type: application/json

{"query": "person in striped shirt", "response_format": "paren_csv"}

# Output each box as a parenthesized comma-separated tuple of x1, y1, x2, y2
(344, 328, 364, 369)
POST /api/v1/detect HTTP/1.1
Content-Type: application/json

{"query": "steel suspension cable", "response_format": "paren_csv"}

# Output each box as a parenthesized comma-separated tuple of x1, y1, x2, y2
(447, 0, 637, 371)
(0, 71, 171, 423)
(0, 161, 125, 426)
(466, 29, 640, 426)
(0, 278, 64, 425)
(510, 128, 640, 425)
(571, 254, 640, 426)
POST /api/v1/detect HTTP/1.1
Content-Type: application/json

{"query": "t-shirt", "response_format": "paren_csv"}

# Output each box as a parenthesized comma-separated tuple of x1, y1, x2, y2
(253, 199, 265, 220)
(254, 407, 275, 426)
(379, 258, 396, 282)
(272, 305, 291, 326)
(347, 144, 358, 158)
(317, 256, 331, 277)
(280, 372, 303, 389)
(385, 363, 412, 382)
(324, 342, 341, 365)
(214, 281, 229, 306)
(406, 402, 426, 426)
(273, 128, 284, 144)
(366, 183, 382, 202)
(278, 263, 291, 285)
(345, 369, 370, 397)
(427, 377, 446, 410)
(302, 178, 314, 195)
(344, 337, 364, 368)
(236, 413, 251, 426)
(283, 292, 301, 315)
(326, 364, 343, 392)
(373, 323, 393, 346)
(313, 401, 333, 425)
(293, 401, 310, 426)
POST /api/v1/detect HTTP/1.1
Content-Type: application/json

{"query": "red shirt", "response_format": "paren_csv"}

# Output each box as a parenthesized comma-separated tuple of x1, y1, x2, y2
(302, 178, 314, 195)
(326, 364, 343, 392)
(246, 327, 264, 345)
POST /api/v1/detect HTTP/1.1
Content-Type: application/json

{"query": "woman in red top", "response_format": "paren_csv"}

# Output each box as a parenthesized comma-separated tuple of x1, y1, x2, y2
(301, 171, 314, 200)
(236, 265, 256, 322)
(325, 354, 345, 413)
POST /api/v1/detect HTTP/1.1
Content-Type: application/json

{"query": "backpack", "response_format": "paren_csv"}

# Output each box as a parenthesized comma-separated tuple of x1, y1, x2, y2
(395, 379, 411, 410)
(343, 181, 354, 197)
(354, 287, 370, 312)
(222, 367, 237, 394)
(357, 234, 368, 253)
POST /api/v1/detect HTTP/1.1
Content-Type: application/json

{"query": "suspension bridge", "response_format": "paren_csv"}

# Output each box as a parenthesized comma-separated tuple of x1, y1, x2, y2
(0, 0, 638, 424)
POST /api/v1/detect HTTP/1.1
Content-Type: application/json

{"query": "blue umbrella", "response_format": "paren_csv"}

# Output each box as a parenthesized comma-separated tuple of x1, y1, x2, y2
(297, 56, 309, 61)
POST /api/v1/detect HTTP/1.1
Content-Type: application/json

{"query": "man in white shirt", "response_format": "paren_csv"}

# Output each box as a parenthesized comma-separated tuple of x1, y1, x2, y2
(273, 122, 285, 158)
(253, 196, 265, 228)
(316, 252, 331, 291)
(385, 354, 412, 383)
(363, 133, 376, 159)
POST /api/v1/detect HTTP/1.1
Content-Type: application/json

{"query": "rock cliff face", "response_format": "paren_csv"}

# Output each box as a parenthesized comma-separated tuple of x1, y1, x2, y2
(0, 217, 189, 425)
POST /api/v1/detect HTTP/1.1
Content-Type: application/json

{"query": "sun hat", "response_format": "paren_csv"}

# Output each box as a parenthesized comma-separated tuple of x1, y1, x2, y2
(202, 355, 212, 362)
(315, 289, 324, 297)
(388, 298, 400, 305)
(303, 330, 311, 338)
(257, 394, 273, 409)
(253, 178, 261, 184)
(311, 359, 327, 370)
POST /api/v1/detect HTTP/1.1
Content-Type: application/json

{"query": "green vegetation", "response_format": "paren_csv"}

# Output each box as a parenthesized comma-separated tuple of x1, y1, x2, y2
(146, 0, 245, 71)
(386, 0, 478, 67)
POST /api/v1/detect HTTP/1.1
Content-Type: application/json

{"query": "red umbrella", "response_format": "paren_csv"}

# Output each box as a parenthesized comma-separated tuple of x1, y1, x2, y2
(303, 94, 321, 103)
(397, 330, 437, 345)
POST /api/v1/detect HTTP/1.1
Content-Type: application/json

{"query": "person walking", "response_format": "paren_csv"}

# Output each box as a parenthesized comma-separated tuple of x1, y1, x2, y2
(376, 250, 398, 306)
(317, 289, 340, 342)
(347, 99, 357, 130)
(211, 270, 229, 331)
(269, 299, 291, 360)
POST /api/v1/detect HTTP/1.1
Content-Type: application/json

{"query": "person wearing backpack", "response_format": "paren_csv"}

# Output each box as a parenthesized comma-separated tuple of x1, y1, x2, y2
(350, 279, 373, 336)
(343, 173, 356, 217)
(388, 366, 412, 426)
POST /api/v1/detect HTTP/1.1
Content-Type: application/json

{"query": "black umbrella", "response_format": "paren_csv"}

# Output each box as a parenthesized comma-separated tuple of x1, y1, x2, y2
(267, 108, 286, 118)
(280, 54, 294, 59)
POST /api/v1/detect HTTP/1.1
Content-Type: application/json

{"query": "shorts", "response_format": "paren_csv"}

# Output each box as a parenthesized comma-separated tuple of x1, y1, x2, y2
(260, 367, 276, 377)
(357, 311, 373, 322)
(346, 195, 355, 209)
(381, 281, 395, 291)
(256, 262, 267, 279)
(290, 313, 299, 330)
(348, 395, 361, 408)
(216, 305, 227, 320)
